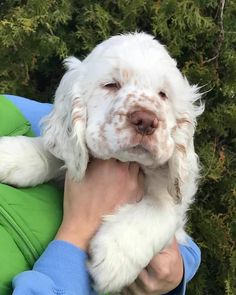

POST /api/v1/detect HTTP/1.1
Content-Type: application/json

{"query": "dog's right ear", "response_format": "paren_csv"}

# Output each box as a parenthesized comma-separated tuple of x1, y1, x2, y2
(42, 57, 88, 181)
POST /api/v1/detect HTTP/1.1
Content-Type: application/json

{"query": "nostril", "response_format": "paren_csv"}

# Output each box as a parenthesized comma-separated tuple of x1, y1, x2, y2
(134, 118, 144, 127)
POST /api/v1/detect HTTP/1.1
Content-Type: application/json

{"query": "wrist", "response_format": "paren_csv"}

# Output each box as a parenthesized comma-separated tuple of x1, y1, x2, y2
(55, 222, 93, 251)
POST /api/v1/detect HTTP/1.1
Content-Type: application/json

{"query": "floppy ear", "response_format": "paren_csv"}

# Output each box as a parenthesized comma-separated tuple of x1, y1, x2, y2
(167, 117, 198, 203)
(42, 57, 88, 180)
(167, 84, 203, 204)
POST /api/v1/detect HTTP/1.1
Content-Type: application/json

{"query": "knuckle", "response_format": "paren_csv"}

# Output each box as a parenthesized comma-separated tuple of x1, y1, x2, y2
(145, 281, 157, 293)
(130, 179, 138, 190)
(117, 166, 128, 177)
(131, 181, 139, 191)
(159, 266, 171, 280)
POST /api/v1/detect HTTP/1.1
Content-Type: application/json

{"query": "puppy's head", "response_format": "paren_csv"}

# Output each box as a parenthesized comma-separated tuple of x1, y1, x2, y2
(43, 33, 203, 201)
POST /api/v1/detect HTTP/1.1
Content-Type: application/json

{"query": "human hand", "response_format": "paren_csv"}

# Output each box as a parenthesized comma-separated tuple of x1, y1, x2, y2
(56, 159, 144, 250)
(122, 238, 183, 295)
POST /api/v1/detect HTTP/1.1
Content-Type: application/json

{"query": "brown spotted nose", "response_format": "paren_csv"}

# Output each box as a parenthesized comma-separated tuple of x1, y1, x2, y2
(128, 110, 158, 135)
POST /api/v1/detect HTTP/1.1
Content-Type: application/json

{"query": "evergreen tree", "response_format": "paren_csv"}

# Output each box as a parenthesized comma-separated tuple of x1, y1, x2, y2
(0, 1, 235, 294)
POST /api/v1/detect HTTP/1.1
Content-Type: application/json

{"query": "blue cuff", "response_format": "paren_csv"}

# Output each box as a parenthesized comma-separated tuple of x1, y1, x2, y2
(13, 271, 62, 295)
(179, 238, 201, 283)
(33, 240, 96, 295)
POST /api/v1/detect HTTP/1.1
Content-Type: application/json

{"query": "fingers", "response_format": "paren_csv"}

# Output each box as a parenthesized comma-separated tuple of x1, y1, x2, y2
(129, 161, 140, 174)
(103, 160, 145, 203)
(64, 172, 75, 194)
(137, 169, 145, 202)
(136, 178, 144, 202)
(122, 282, 144, 295)
(137, 269, 158, 292)
(89, 159, 139, 175)
(93, 158, 130, 171)
(128, 162, 145, 203)
(122, 279, 162, 295)
(72, 159, 144, 205)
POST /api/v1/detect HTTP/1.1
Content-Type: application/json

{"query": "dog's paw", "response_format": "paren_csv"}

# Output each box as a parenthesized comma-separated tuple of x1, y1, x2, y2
(0, 136, 61, 186)
(88, 229, 140, 293)
(0, 137, 23, 186)
(88, 205, 156, 293)
(88, 201, 178, 293)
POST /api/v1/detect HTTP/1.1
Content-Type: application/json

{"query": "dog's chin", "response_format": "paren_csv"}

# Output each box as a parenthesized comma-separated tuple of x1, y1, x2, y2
(113, 147, 156, 167)
(89, 145, 171, 168)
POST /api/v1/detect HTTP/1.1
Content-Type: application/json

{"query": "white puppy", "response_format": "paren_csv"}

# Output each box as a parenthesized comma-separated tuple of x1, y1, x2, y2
(0, 33, 203, 292)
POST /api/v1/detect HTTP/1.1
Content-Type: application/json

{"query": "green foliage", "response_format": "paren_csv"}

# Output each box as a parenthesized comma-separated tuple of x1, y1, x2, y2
(0, 0, 235, 294)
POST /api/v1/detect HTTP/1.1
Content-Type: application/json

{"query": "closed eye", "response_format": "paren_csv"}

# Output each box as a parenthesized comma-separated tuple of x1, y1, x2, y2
(158, 91, 167, 100)
(102, 81, 121, 91)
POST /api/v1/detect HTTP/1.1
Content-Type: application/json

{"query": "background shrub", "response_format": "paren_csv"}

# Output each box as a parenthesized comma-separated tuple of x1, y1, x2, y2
(0, 0, 235, 294)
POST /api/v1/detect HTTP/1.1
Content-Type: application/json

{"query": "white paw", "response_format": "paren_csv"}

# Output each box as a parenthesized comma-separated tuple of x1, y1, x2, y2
(88, 202, 178, 293)
(0, 136, 62, 187)
(0, 137, 24, 186)
(88, 229, 142, 293)
(88, 204, 156, 293)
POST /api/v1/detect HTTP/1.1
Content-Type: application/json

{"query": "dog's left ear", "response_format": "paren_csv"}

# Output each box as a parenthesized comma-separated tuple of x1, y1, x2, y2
(167, 117, 198, 203)
(167, 84, 203, 203)
(42, 57, 88, 180)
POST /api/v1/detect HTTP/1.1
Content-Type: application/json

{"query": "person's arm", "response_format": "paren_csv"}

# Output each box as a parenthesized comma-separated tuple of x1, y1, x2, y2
(13, 159, 144, 295)
(13, 240, 94, 295)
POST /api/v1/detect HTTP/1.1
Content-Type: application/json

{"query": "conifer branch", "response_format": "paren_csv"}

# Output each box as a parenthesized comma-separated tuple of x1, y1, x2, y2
(203, 0, 225, 65)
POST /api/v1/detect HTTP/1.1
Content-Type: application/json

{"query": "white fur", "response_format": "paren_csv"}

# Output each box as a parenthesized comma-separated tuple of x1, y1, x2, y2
(0, 136, 63, 186)
(0, 32, 203, 292)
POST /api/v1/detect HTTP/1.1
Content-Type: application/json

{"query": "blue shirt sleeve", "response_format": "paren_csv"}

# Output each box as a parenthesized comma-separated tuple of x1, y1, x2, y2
(12, 240, 97, 295)
(167, 237, 201, 295)
(12, 238, 200, 295)
(5, 95, 53, 136)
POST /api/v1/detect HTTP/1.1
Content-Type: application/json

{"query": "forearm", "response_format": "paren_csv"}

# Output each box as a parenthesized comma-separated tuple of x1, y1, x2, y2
(13, 240, 97, 295)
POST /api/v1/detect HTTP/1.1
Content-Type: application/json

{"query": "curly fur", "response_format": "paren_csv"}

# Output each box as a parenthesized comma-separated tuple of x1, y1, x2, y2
(0, 32, 204, 292)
